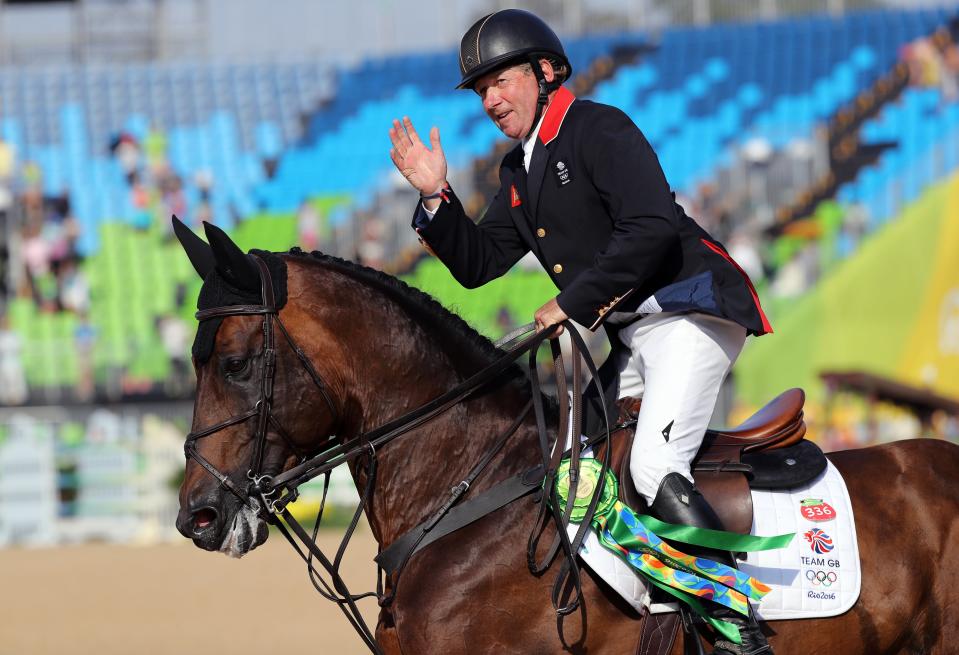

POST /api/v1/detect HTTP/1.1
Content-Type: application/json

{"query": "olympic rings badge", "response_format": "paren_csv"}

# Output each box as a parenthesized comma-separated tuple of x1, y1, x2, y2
(806, 570, 838, 587)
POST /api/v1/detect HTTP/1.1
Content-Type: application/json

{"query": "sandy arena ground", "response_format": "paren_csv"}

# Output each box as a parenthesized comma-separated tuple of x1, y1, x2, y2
(1, 527, 379, 655)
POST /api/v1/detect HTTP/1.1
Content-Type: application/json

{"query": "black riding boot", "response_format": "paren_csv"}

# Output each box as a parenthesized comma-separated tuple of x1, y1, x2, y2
(649, 473, 772, 655)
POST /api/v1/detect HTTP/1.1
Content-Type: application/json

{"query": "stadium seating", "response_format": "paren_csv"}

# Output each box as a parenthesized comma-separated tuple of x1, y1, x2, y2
(841, 87, 959, 226)
(0, 8, 955, 398)
(591, 9, 948, 193)
(0, 61, 334, 252)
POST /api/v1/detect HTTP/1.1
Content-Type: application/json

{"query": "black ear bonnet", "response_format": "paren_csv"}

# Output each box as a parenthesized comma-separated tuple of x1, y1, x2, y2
(171, 217, 288, 363)
(192, 249, 287, 363)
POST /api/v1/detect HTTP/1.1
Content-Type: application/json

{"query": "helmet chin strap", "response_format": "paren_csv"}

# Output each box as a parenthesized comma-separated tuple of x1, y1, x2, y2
(525, 54, 553, 140)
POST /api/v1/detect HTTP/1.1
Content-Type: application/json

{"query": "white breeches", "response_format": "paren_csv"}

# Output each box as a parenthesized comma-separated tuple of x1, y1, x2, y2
(616, 312, 747, 505)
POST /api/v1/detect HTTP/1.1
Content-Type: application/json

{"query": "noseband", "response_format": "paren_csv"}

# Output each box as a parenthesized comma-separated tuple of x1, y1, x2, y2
(184, 255, 339, 513)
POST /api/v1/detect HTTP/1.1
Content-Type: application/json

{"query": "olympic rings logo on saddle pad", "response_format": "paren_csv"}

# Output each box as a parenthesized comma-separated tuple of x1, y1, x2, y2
(806, 570, 838, 587)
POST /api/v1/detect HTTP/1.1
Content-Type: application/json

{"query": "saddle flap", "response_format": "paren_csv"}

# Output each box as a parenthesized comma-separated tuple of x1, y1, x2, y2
(691, 470, 753, 535)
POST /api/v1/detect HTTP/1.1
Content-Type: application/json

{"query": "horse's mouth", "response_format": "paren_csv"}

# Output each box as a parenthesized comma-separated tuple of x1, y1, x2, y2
(214, 499, 269, 558)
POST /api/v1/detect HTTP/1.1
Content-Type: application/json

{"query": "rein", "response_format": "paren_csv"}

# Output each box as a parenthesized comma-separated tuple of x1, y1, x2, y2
(185, 256, 612, 654)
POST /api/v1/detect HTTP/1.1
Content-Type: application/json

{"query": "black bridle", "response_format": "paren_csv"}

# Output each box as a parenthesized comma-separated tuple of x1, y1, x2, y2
(184, 254, 613, 654)
(184, 255, 339, 513)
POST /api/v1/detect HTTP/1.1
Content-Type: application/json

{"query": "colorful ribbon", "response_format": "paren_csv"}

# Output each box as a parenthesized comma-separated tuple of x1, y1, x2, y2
(554, 458, 794, 643)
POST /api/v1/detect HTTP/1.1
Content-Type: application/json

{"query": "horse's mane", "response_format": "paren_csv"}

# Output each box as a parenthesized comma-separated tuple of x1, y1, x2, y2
(284, 248, 524, 379)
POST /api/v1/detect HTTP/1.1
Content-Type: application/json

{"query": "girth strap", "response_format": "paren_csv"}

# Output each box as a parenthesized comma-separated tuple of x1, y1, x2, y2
(638, 612, 681, 655)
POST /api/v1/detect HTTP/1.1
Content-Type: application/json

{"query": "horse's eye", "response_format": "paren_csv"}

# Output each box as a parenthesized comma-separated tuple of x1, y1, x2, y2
(224, 357, 248, 374)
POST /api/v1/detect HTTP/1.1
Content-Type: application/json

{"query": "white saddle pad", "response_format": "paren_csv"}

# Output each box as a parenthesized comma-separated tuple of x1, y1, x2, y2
(570, 460, 861, 620)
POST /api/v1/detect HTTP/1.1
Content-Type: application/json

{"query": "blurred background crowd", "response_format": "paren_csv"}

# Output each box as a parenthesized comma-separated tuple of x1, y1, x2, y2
(1, 0, 958, 548)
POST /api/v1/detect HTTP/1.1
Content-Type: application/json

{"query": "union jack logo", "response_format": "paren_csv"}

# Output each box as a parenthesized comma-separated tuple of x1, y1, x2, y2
(804, 527, 834, 554)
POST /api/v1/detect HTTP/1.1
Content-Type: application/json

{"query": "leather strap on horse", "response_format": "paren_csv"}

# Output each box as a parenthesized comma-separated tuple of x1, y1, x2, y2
(524, 323, 613, 617)
(376, 464, 546, 575)
(256, 325, 567, 654)
(268, 322, 610, 651)
(187, 252, 615, 653)
(262, 324, 559, 497)
(638, 613, 681, 655)
(373, 399, 533, 606)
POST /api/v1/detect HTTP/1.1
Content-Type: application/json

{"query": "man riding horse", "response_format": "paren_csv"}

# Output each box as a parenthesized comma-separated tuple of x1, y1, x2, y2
(389, 9, 774, 655)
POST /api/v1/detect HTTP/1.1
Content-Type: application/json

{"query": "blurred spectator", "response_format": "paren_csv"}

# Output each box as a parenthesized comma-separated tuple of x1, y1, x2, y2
(46, 191, 79, 264)
(0, 141, 12, 300)
(0, 313, 27, 405)
(836, 201, 869, 260)
(129, 171, 154, 230)
(901, 31, 959, 102)
(358, 217, 386, 269)
(942, 38, 959, 102)
(74, 312, 97, 403)
(17, 179, 83, 313)
(21, 217, 53, 308)
(157, 315, 192, 397)
(932, 410, 959, 442)
(726, 231, 764, 284)
(692, 182, 734, 242)
(195, 169, 214, 204)
(110, 132, 141, 184)
(144, 124, 169, 174)
(19, 162, 44, 229)
(159, 173, 187, 225)
(0, 138, 13, 180)
(298, 200, 321, 252)
(769, 243, 816, 299)
(902, 38, 939, 87)
(496, 305, 515, 334)
(57, 257, 90, 315)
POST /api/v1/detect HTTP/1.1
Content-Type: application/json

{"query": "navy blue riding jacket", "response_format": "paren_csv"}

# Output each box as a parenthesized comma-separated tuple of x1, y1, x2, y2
(412, 86, 772, 336)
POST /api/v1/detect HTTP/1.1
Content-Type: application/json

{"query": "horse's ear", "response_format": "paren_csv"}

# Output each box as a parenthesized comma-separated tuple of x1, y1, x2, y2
(172, 215, 214, 279)
(203, 221, 260, 292)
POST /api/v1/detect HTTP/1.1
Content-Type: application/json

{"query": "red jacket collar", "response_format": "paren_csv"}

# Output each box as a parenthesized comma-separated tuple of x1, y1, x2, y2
(538, 86, 576, 146)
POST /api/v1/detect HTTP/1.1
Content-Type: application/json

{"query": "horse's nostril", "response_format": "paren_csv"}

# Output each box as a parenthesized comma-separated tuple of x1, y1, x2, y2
(193, 506, 218, 531)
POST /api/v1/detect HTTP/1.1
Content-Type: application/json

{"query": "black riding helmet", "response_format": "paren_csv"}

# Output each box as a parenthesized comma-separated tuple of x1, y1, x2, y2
(457, 9, 572, 137)
(457, 9, 571, 90)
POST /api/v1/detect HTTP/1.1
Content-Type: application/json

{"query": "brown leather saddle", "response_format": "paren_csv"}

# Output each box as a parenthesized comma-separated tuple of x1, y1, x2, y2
(608, 388, 818, 655)
(611, 387, 808, 537)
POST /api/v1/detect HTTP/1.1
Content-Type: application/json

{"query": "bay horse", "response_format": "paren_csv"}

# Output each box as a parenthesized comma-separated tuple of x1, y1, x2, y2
(173, 220, 959, 654)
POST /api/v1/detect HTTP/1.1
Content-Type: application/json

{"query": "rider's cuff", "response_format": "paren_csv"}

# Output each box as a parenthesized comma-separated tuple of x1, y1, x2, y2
(419, 203, 438, 221)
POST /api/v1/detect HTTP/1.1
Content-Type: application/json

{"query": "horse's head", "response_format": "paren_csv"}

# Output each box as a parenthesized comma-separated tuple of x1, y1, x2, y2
(172, 218, 341, 557)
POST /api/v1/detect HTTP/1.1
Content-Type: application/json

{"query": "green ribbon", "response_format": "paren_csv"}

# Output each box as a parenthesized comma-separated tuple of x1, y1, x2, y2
(554, 458, 795, 645)
(636, 515, 795, 552)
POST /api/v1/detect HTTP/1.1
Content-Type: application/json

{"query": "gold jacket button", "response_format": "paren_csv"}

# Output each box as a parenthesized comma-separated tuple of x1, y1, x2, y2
(537, 228, 547, 238)
(552, 264, 563, 274)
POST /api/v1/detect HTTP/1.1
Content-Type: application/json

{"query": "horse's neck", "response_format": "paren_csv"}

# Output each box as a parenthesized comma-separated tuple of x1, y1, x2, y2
(350, 356, 542, 548)
(295, 260, 548, 548)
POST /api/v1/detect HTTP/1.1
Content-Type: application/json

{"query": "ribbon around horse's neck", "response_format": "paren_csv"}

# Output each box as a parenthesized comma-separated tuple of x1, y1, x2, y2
(553, 458, 794, 644)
